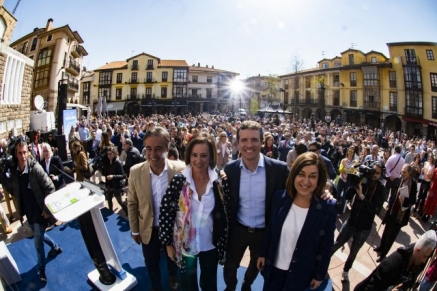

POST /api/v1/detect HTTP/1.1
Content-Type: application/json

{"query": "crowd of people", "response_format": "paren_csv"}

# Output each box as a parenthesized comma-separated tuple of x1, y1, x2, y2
(1, 111, 437, 290)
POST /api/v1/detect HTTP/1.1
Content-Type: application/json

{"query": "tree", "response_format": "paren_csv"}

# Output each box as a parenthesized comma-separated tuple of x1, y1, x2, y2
(260, 75, 281, 105)
(287, 52, 305, 74)
(250, 94, 259, 114)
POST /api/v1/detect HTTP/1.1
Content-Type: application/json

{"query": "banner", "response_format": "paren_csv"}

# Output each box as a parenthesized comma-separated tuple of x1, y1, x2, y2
(63, 109, 77, 142)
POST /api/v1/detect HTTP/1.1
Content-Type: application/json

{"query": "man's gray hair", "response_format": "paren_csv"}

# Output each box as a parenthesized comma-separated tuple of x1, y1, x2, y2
(415, 230, 437, 251)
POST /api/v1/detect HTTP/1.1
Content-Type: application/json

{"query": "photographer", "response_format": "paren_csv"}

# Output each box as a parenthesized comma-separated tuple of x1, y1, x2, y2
(331, 161, 385, 282)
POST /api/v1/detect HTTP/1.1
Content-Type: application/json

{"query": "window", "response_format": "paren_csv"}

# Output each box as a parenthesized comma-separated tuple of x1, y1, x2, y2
(98, 88, 111, 99)
(162, 71, 168, 82)
(130, 88, 137, 100)
(115, 88, 122, 100)
(389, 92, 397, 111)
(98, 72, 112, 85)
(37, 47, 52, 67)
(350, 90, 357, 107)
(116, 73, 122, 83)
(333, 74, 339, 87)
(161, 87, 167, 98)
(389, 71, 396, 88)
(192, 76, 198, 82)
(348, 54, 354, 65)
(350, 72, 357, 87)
(305, 91, 312, 100)
(146, 72, 152, 82)
(35, 67, 50, 88)
(192, 89, 198, 97)
(334, 60, 341, 68)
(131, 72, 138, 82)
(284, 79, 289, 90)
(405, 90, 423, 116)
(1, 54, 25, 104)
(174, 69, 187, 82)
(322, 62, 329, 69)
(431, 73, 437, 92)
(207, 76, 212, 83)
(433, 96, 437, 119)
(147, 59, 153, 69)
(146, 87, 152, 98)
(371, 57, 377, 63)
(333, 90, 340, 106)
(83, 82, 90, 103)
(305, 77, 311, 88)
(405, 49, 417, 65)
(206, 88, 212, 98)
(47, 34, 52, 42)
(173, 85, 186, 97)
(132, 60, 138, 70)
(426, 50, 435, 61)
(363, 67, 378, 86)
(404, 67, 422, 89)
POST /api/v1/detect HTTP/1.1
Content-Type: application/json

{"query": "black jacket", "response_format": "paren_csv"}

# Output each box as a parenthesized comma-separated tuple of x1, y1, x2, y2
(39, 156, 66, 191)
(123, 146, 142, 177)
(103, 158, 125, 190)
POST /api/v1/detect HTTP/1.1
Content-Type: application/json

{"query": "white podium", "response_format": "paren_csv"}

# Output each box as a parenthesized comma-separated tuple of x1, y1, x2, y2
(45, 182, 137, 290)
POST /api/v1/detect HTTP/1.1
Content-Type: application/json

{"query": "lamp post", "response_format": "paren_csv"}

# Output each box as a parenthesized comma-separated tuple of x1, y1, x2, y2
(318, 83, 326, 120)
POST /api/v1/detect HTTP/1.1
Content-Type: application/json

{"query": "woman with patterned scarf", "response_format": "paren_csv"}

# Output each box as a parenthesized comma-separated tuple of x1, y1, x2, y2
(374, 163, 417, 263)
(159, 133, 230, 291)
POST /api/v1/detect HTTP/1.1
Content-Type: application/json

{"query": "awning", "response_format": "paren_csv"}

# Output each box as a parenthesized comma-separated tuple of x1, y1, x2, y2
(106, 102, 125, 112)
(402, 115, 430, 125)
(67, 103, 88, 110)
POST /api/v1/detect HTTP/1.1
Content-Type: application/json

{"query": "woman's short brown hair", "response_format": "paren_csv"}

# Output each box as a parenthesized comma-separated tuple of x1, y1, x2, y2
(285, 152, 328, 200)
(184, 133, 217, 169)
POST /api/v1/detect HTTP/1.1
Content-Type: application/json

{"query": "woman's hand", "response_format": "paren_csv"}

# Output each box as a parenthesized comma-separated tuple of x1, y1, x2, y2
(167, 245, 176, 261)
(321, 189, 334, 201)
(256, 257, 265, 271)
(310, 279, 322, 289)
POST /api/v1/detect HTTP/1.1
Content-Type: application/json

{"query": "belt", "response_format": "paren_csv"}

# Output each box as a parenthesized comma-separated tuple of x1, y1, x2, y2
(237, 221, 265, 233)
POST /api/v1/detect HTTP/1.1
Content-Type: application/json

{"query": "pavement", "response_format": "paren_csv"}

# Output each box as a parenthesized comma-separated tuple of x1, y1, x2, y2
(0, 188, 433, 290)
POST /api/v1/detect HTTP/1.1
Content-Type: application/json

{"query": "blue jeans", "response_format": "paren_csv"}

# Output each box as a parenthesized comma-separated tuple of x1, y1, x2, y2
(331, 221, 370, 272)
(419, 276, 435, 291)
(29, 223, 59, 270)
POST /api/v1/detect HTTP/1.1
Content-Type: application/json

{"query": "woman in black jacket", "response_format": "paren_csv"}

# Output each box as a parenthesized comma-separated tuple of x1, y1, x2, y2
(261, 134, 279, 160)
(103, 146, 127, 215)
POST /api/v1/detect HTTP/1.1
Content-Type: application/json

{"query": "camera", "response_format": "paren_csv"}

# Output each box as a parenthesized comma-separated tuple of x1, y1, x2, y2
(346, 163, 376, 188)
(0, 136, 20, 184)
(90, 147, 108, 173)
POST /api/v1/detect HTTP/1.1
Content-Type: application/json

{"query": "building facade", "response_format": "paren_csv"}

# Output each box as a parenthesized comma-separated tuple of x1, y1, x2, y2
(10, 18, 87, 112)
(84, 54, 239, 116)
(279, 42, 437, 139)
(0, 0, 34, 140)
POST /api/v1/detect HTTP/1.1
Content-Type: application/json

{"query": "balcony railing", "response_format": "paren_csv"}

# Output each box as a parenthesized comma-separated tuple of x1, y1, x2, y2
(162, 78, 168, 82)
(402, 56, 420, 66)
(363, 101, 380, 110)
(389, 105, 397, 111)
(146, 65, 154, 70)
(405, 106, 423, 118)
(129, 78, 139, 84)
(145, 94, 152, 99)
(116, 79, 122, 84)
(188, 94, 202, 99)
(145, 78, 153, 83)
(131, 64, 139, 70)
(71, 45, 82, 58)
(68, 81, 79, 90)
(69, 61, 81, 73)
(297, 98, 319, 105)
(127, 94, 138, 100)
(350, 101, 357, 107)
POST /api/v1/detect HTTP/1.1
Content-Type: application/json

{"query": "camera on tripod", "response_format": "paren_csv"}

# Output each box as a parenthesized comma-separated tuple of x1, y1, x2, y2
(346, 162, 376, 188)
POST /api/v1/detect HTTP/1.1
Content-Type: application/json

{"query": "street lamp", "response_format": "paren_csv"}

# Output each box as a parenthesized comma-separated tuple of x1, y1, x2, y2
(318, 83, 326, 120)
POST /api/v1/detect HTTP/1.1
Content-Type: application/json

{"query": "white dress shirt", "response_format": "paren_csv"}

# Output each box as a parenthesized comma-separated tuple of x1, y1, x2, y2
(150, 162, 169, 226)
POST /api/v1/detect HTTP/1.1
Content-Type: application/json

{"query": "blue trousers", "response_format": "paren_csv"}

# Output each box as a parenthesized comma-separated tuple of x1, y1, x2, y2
(29, 223, 59, 270)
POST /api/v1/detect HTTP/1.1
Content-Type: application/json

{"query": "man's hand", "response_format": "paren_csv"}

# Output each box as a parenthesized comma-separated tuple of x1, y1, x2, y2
(257, 257, 265, 271)
(310, 279, 322, 289)
(321, 189, 334, 201)
(167, 245, 176, 261)
(131, 234, 141, 244)
(49, 174, 57, 181)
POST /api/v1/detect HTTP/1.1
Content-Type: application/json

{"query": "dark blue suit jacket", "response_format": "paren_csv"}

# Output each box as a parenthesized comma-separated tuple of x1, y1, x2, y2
(321, 155, 337, 180)
(224, 156, 289, 228)
(260, 190, 337, 291)
(39, 155, 66, 191)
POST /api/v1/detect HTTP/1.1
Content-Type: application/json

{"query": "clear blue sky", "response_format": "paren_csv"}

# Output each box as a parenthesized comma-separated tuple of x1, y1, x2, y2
(5, 0, 436, 79)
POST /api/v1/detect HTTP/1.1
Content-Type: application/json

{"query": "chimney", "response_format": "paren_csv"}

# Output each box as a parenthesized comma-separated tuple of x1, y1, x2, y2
(206, 65, 208, 68)
(212, 65, 214, 69)
(46, 18, 53, 31)
(198, 62, 200, 67)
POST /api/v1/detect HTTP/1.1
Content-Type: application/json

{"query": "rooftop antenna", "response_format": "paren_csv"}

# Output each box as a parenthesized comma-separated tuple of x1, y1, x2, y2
(351, 43, 357, 49)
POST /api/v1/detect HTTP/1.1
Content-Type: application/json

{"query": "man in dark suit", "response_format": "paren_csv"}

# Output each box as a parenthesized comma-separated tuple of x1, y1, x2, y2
(40, 143, 66, 191)
(308, 141, 337, 180)
(86, 130, 99, 160)
(223, 121, 289, 291)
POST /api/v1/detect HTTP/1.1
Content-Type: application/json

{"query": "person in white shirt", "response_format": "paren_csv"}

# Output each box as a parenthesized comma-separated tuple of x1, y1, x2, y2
(159, 133, 230, 291)
(384, 145, 405, 200)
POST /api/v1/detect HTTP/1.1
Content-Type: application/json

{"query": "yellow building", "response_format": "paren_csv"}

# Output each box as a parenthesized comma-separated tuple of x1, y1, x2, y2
(10, 18, 88, 112)
(280, 42, 437, 138)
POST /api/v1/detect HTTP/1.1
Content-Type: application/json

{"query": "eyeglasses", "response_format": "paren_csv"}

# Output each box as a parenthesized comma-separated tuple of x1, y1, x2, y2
(308, 148, 317, 152)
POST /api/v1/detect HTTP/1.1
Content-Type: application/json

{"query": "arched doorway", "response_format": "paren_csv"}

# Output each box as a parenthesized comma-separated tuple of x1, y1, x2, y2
(301, 108, 313, 119)
(126, 102, 140, 116)
(384, 115, 402, 132)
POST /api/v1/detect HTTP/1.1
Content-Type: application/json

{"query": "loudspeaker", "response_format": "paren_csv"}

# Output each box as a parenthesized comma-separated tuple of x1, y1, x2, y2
(26, 130, 36, 142)
(55, 135, 67, 161)
(57, 83, 68, 135)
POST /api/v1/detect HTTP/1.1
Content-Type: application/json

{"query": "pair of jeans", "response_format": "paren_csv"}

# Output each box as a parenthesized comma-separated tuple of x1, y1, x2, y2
(331, 221, 370, 272)
(141, 227, 177, 291)
(29, 223, 59, 270)
(419, 276, 436, 291)
(181, 248, 218, 291)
